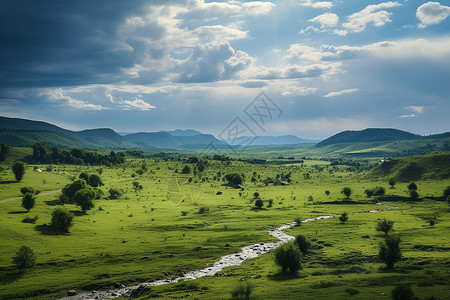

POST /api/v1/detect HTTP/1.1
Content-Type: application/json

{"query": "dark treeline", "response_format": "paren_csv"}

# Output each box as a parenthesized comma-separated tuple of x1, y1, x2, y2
(32, 143, 125, 165)
(0, 144, 11, 162)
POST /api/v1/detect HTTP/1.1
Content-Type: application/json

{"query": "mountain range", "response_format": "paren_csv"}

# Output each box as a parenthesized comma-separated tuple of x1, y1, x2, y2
(0, 116, 448, 154)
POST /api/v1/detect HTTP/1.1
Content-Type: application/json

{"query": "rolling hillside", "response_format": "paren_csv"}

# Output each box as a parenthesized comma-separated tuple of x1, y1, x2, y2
(368, 152, 450, 181)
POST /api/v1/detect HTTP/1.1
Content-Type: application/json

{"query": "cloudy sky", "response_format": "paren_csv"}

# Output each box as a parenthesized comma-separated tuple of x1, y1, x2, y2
(1, 0, 449, 139)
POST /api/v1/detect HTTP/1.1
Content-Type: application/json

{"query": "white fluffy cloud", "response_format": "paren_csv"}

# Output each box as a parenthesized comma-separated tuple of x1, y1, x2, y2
(46, 88, 107, 110)
(300, 0, 333, 9)
(324, 88, 360, 98)
(122, 98, 155, 110)
(417, 2, 450, 28)
(343, 2, 402, 32)
(309, 12, 339, 28)
(405, 105, 425, 113)
(281, 86, 318, 96)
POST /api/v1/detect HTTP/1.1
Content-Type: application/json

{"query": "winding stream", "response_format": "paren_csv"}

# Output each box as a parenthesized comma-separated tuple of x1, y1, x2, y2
(61, 205, 396, 300)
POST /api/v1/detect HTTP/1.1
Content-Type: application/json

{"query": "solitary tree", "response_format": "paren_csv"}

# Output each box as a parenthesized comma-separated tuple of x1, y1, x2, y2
(325, 190, 330, 196)
(379, 236, 402, 268)
(253, 192, 260, 199)
(181, 165, 191, 174)
(88, 174, 103, 187)
(339, 212, 349, 223)
(274, 242, 302, 274)
(21, 193, 36, 212)
(342, 187, 352, 199)
(12, 245, 36, 273)
(295, 235, 311, 255)
(62, 179, 87, 200)
(391, 284, 414, 300)
(365, 189, 374, 197)
(407, 182, 417, 190)
(254, 199, 263, 209)
(410, 189, 419, 199)
(51, 208, 74, 232)
(388, 178, 396, 188)
(108, 188, 123, 199)
(73, 188, 95, 212)
(224, 173, 244, 185)
(12, 161, 26, 182)
(376, 219, 394, 235)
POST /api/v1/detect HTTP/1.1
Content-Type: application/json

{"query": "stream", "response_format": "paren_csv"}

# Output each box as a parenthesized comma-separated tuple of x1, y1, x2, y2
(61, 205, 397, 300)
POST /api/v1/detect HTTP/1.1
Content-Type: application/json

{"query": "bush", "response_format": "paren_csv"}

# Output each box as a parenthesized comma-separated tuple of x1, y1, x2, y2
(88, 174, 103, 187)
(391, 284, 414, 300)
(20, 187, 35, 195)
(73, 188, 95, 212)
(108, 188, 123, 199)
(12, 245, 36, 273)
(12, 161, 26, 182)
(268, 199, 273, 207)
(373, 186, 385, 196)
(62, 179, 87, 200)
(51, 208, 74, 232)
(254, 199, 263, 209)
(294, 217, 302, 226)
(274, 242, 302, 274)
(409, 190, 419, 199)
(407, 182, 417, 190)
(230, 281, 254, 300)
(376, 219, 394, 235)
(325, 190, 330, 196)
(181, 165, 191, 174)
(21, 193, 36, 212)
(365, 189, 374, 197)
(339, 212, 348, 223)
(379, 236, 402, 269)
(388, 178, 396, 188)
(295, 235, 311, 254)
(198, 206, 210, 214)
(224, 172, 245, 185)
(253, 192, 260, 199)
(342, 187, 352, 199)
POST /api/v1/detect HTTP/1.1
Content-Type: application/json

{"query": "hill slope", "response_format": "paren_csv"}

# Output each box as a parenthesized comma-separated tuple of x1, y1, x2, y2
(368, 152, 450, 181)
(316, 128, 420, 147)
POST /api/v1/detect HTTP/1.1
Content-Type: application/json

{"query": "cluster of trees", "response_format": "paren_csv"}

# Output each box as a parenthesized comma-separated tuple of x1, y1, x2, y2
(59, 173, 104, 212)
(32, 143, 125, 165)
(0, 144, 11, 162)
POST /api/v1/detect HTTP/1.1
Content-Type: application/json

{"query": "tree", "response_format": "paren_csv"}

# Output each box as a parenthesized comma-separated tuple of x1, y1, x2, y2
(274, 242, 302, 274)
(407, 182, 417, 190)
(62, 179, 87, 200)
(21, 193, 36, 212)
(391, 284, 414, 300)
(88, 174, 103, 187)
(73, 188, 95, 212)
(12, 161, 26, 182)
(325, 190, 330, 196)
(253, 192, 260, 199)
(409, 189, 419, 199)
(379, 236, 402, 268)
(132, 181, 143, 190)
(12, 245, 36, 273)
(339, 212, 349, 223)
(342, 187, 352, 199)
(376, 219, 394, 235)
(295, 235, 311, 255)
(254, 199, 263, 209)
(365, 189, 374, 197)
(181, 165, 191, 174)
(108, 188, 123, 199)
(373, 186, 385, 196)
(224, 173, 244, 185)
(51, 208, 74, 232)
(388, 178, 396, 188)
(78, 171, 89, 182)
(20, 187, 35, 195)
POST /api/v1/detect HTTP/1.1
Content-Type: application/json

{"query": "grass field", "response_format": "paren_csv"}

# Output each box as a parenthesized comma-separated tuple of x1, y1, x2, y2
(0, 150, 449, 299)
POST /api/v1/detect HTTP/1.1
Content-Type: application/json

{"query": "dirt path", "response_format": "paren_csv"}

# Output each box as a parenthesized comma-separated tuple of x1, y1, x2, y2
(0, 190, 61, 203)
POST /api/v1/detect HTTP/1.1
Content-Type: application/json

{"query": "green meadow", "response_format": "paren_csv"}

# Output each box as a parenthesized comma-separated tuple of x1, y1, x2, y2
(0, 150, 449, 299)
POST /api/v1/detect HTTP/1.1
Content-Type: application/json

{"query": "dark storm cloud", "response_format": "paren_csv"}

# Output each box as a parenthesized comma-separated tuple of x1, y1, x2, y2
(0, 0, 172, 88)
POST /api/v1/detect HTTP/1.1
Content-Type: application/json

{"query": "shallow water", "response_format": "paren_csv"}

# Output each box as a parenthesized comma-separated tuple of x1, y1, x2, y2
(61, 207, 396, 299)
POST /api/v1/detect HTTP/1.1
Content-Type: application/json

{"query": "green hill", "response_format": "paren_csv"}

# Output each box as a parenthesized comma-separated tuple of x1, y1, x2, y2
(368, 152, 450, 181)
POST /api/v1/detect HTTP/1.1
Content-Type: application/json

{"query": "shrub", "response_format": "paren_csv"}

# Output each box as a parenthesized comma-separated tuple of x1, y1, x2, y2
(294, 217, 302, 226)
(51, 208, 74, 232)
(409, 190, 419, 199)
(342, 187, 352, 199)
(274, 242, 302, 274)
(254, 199, 263, 209)
(12, 245, 36, 273)
(88, 174, 103, 187)
(373, 186, 385, 196)
(230, 281, 254, 300)
(108, 188, 123, 199)
(62, 179, 87, 200)
(253, 192, 260, 199)
(379, 236, 402, 269)
(198, 206, 210, 214)
(181, 165, 191, 174)
(365, 189, 374, 197)
(388, 178, 396, 188)
(12, 161, 26, 182)
(73, 188, 95, 212)
(268, 199, 273, 207)
(391, 284, 414, 300)
(20, 187, 35, 195)
(224, 173, 244, 185)
(22, 215, 39, 224)
(325, 190, 330, 196)
(21, 193, 36, 212)
(339, 212, 348, 223)
(181, 211, 188, 216)
(295, 235, 311, 254)
(376, 219, 394, 235)
(407, 182, 417, 190)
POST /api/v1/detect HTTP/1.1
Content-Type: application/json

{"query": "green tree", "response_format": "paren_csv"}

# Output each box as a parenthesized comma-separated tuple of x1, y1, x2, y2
(254, 199, 263, 209)
(342, 187, 352, 199)
(51, 208, 74, 232)
(295, 235, 311, 255)
(12, 161, 26, 182)
(391, 284, 414, 300)
(224, 173, 244, 185)
(376, 219, 394, 235)
(73, 188, 95, 212)
(62, 179, 87, 200)
(339, 212, 349, 223)
(409, 189, 419, 199)
(325, 190, 330, 196)
(108, 188, 123, 199)
(88, 174, 103, 187)
(253, 192, 260, 199)
(21, 193, 36, 212)
(379, 236, 402, 268)
(12, 245, 36, 273)
(274, 242, 302, 274)
(388, 178, 396, 188)
(365, 189, 374, 197)
(20, 187, 35, 195)
(373, 186, 385, 196)
(181, 165, 191, 174)
(78, 171, 89, 182)
(407, 182, 417, 190)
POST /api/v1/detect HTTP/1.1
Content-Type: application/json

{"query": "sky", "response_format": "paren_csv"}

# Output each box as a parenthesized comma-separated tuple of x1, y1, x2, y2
(0, 0, 449, 139)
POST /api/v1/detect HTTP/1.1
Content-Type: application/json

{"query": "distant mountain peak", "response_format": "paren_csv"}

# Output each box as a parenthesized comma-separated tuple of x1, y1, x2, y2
(161, 129, 203, 136)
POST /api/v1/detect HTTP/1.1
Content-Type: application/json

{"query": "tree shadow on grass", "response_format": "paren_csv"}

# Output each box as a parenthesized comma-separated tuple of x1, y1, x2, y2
(69, 210, 87, 216)
(44, 199, 62, 206)
(0, 270, 23, 285)
(268, 272, 305, 281)
(35, 224, 70, 236)
(0, 180, 17, 184)
(8, 211, 27, 214)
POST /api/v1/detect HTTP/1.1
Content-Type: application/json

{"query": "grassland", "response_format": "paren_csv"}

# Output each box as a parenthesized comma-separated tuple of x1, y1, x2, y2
(0, 149, 449, 299)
